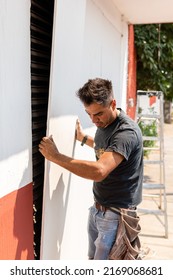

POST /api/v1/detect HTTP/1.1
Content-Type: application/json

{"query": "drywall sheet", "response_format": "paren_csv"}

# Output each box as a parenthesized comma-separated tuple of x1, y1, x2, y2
(40, 115, 77, 259)
(58, 126, 96, 259)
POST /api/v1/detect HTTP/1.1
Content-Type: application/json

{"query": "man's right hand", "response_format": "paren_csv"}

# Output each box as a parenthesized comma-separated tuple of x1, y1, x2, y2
(75, 119, 85, 142)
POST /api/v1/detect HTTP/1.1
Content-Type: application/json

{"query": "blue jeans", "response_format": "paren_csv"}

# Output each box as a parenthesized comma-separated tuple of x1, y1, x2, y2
(87, 205, 120, 260)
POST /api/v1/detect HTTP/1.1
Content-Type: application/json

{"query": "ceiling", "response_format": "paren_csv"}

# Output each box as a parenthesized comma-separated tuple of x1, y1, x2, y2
(113, 0, 173, 24)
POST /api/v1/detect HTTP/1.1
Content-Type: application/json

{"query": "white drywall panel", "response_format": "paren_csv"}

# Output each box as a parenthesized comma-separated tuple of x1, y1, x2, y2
(41, 0, 128, 259)
(41, 117, 96, 260)
(40, 0, 89, 259)
(40, 116, 78, 259)
(58, 126, 96, 259)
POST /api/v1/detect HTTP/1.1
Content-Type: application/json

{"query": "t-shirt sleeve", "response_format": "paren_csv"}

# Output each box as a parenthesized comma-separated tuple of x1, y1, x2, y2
(105, 130, 137, 160)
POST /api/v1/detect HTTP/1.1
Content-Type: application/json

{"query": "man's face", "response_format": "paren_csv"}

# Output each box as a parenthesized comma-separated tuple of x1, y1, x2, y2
(84, 100, 116, 128)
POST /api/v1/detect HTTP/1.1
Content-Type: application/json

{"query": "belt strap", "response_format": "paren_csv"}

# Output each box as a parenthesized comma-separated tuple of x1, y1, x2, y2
(94, 200, 136, 214)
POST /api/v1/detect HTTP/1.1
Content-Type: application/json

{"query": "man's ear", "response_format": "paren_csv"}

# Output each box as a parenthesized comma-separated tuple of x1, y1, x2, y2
(111, 99, 116, 110)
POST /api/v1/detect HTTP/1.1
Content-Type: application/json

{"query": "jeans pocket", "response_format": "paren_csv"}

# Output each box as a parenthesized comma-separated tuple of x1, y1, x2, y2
(104, 210, 120, 221)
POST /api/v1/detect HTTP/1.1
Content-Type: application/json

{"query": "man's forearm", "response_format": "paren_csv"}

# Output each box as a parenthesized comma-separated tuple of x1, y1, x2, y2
(75, 119, 94, 148)
(80, 135, 94, 148)
(49, 152, 102, 181)
(39, 135, 101, 180)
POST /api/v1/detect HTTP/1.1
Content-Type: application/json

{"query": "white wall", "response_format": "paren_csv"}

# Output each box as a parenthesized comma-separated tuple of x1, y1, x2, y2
(48, 0, 87, 121)
(47, 0, 128, 128)
(80, 0, 128, 120)
(0, 0, 32, 198)
(41, 0, 129, 259)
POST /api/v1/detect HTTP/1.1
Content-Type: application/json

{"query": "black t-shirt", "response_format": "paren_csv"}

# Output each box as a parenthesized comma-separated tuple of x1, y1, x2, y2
(93, 109, 143, 208)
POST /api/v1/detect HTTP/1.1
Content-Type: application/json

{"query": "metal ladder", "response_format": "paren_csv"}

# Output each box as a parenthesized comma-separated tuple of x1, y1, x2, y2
(136, 90, 168, 238)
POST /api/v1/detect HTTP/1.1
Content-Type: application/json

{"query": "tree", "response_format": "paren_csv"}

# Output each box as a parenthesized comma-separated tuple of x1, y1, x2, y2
(134, 23, 173, 101)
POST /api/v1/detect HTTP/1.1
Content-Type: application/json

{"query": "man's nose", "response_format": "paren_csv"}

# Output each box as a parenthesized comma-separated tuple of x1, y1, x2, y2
(90, 115, 99, 123)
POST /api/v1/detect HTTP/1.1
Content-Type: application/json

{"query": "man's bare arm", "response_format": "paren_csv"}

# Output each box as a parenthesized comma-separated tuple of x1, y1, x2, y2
(39, 136, 124, 182)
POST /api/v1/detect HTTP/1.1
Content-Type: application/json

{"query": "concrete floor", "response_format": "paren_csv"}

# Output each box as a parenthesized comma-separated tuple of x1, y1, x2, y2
(138, 122, 173, 260)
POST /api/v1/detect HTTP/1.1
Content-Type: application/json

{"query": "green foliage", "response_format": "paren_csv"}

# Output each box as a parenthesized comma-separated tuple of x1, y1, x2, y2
(139, 121, 157, 157)
(134, 24, 173, 101)
(138, 116, 158, 158)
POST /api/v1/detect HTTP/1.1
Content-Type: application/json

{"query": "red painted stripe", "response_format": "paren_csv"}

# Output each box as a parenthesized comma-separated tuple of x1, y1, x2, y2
(127, 24, 137, 120)
(0, 183, 34, 260)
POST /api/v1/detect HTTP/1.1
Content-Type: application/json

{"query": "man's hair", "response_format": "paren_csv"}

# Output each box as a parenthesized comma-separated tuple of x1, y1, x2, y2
(76, 78, 114, 106)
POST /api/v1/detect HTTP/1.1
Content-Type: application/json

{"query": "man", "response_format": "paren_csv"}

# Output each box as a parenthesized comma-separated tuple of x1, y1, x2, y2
(39, 78, 143, 260)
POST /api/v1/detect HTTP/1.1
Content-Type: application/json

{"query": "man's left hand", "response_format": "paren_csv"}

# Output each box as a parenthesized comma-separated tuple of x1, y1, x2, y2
(39, 135, 59, 161)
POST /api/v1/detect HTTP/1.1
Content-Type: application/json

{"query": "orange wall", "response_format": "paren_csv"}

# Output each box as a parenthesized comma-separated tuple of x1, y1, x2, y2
(0, 183, 34, 260)
(127, 24, 137, 120)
